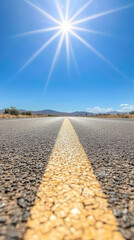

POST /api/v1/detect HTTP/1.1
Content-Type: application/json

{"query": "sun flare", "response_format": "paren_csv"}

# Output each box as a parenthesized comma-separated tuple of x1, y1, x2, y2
(60, 21, 71, 33)
(15, 0, 134, 88)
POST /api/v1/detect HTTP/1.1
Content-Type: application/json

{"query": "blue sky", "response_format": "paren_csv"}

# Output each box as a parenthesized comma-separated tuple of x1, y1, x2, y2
(0, 0, 134, 112)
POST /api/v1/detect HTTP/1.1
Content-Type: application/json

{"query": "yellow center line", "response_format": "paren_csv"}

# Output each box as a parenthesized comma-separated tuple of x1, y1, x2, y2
(24, 118, 124, 240)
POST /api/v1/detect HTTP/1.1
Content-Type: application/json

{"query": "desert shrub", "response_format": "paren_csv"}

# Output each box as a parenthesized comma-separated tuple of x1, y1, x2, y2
(10, 107, 19, 115)
(4, 108, 10, 114)
(21, 111, 32, 115)
(25, 111, 32, 115)
(4, 107, 19, 115)
(130, 111, 134, 115)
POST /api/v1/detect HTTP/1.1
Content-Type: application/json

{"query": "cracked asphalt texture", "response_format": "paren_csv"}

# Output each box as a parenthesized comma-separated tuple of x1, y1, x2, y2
(70, 117, 134, 240)
(0, 117, 64, 240)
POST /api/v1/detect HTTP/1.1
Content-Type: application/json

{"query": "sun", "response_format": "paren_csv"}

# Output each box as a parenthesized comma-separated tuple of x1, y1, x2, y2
(60, 21, 71, 33)
(14, 0, 134, 88)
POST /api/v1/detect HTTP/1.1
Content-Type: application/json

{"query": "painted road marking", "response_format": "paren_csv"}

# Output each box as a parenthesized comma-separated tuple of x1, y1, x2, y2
(24, 118, 124, 240)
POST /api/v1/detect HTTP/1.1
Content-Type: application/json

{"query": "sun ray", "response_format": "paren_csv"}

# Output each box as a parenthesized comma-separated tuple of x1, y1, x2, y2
(24, 0, 61, 25)
(13, 26, 61, 38)
(17, 30, 61, 74)
(45, 33, 64, 90)
(65, 0, 70, 69)
(71, 26, 110, 36)
(70, 30, 128, 79)
(70, 42, 79, 74)
(66, 0, 70, 20)
(72, 4, 134, 25)
(55, 0, 64, 21)
(65, 32, 70, 70)
(70, 0, 93, 22)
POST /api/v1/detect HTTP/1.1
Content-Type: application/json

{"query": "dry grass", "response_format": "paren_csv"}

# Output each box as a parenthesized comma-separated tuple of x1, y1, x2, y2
(0, 114, 47, 119)
(88, 114, 134, 119)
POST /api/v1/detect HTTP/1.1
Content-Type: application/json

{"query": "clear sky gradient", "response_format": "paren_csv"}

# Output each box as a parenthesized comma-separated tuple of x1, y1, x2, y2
(0, 0, 134, 112)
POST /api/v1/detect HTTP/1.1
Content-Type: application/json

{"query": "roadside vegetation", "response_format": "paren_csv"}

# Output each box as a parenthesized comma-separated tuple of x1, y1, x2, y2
(4, 107, 32, 116)
(4, 106, 20, 116)
(86, 113, 134, 119)
(21, 111, 32, 116)
(0, 107, 48, 119)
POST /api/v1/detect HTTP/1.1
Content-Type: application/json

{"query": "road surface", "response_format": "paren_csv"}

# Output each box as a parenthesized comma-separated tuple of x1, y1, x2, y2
(0, 117, 134, 240)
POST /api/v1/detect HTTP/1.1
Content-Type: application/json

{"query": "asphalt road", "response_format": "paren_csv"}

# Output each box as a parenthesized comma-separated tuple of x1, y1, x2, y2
(0, 117, 134, 240)
(70, 117, 134, 240)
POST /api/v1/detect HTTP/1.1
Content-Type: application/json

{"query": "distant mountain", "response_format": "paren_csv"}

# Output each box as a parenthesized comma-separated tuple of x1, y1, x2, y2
(0, 109, 128, 116)
(101, 111, 119, 115)
(29, 109, 95, 116)
(104, 111, 128, 115)
(71, 111, 95, 116)
(30, 109, 68, 116)
(0, 109, 95, 116)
